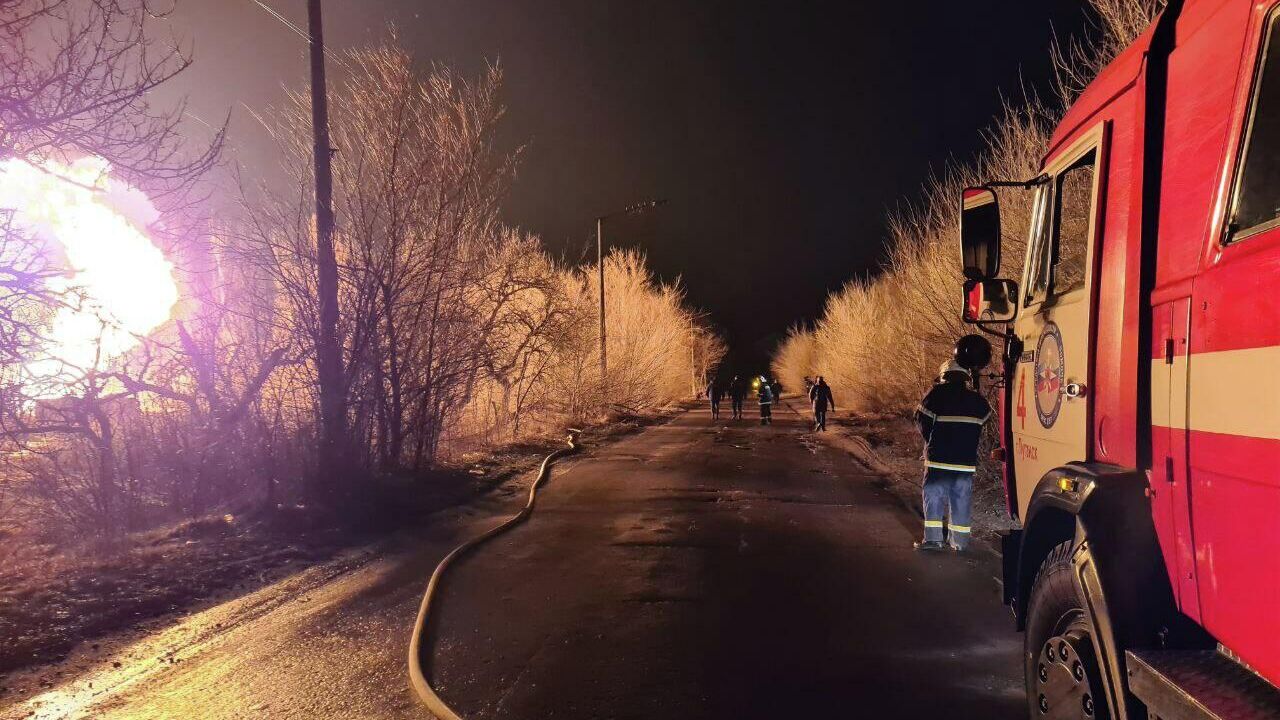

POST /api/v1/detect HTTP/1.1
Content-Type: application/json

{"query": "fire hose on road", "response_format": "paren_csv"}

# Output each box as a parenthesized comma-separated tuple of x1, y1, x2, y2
(407, 429, 583, 720)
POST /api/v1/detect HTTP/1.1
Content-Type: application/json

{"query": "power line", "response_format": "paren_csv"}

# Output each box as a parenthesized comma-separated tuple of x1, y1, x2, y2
(247, 0, 353, 71)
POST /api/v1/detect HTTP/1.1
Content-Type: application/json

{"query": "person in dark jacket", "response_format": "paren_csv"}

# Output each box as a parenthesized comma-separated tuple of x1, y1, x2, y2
(705, 378, 725, 420)
(757, 376, 774, 425)
(770, 379, 782, 402)
(728, 375, 748, 419)
(913, 360, 992, 551)
(808, 376, 835, 431)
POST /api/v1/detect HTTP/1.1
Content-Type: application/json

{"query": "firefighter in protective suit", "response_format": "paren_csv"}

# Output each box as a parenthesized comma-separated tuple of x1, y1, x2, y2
(913, 359, 991, 551)
(757, 376, 774, 425)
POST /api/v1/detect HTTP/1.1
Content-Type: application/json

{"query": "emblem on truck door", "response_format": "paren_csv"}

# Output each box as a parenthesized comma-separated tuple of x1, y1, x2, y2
(1034, 322, 1065, 428)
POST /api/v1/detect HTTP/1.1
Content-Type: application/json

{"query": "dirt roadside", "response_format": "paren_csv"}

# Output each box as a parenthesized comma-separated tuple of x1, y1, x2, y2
(0, 406, 687, 703)
(781, 398, 1015, 549)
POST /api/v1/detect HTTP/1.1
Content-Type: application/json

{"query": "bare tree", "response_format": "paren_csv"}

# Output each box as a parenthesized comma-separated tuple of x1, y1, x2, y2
(771, 325, 818, 398)
(236, 43, 520, 476)
(1052, 0, 1166, 103)
(0, 26, 725, 552)
(774, 0, 1163, 412)
(0, 0, 223, 537)
(0, 0, 223, 195)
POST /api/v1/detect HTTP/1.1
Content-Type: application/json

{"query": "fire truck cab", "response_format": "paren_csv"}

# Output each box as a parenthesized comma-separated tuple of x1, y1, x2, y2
(959, 1, 1280, 718)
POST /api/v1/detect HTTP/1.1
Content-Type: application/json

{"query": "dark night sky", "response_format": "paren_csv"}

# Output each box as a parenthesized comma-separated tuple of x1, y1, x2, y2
(164, 1, 1094, 372)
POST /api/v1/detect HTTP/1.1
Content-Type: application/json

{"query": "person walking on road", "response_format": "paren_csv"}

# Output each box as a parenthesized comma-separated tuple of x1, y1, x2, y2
(706, 377, 725, 420)
(757, 376, 774, 426)
(913, 360, 991, 552)
(808, 376, 835, 431)
(729, 375, 747, 420)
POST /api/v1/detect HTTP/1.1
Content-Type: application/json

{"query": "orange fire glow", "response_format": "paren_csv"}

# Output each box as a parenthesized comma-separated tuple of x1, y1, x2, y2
(0, 157, 178, 389)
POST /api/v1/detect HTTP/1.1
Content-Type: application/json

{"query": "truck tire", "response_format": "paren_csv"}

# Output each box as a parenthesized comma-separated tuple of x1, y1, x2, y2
(1024, 540, 1116, 720)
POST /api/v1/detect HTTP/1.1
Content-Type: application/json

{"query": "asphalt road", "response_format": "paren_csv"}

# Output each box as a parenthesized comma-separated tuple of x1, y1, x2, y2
(2, 401, 1023, 719)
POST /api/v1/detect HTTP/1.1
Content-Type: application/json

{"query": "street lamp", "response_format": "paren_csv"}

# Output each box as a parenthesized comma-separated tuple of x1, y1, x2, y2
(596, 199, 666, 394)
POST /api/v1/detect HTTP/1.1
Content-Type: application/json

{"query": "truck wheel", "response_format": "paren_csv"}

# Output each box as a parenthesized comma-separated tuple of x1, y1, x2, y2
(1024, 540, 1114, 720)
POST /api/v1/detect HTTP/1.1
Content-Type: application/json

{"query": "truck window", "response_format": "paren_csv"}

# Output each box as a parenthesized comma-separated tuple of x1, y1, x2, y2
(1230, 12, 1280, 241)
(1053, 150, 1096, 294)
(1024, 148, 1097, 305)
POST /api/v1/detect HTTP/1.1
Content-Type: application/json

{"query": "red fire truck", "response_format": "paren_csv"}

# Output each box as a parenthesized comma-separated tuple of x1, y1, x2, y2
(957, 1, 1280, 718)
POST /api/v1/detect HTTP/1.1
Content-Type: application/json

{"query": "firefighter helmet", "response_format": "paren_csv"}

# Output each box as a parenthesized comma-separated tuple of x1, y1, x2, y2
(954, 333, 993, 371)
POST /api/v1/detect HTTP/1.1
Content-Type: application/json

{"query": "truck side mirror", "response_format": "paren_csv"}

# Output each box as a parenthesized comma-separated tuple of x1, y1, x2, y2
(960, 187, 1001, 280)
(963, 278, 1018, 323)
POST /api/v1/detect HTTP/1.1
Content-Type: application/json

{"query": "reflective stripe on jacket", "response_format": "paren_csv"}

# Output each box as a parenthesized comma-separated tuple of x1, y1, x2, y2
(914, 380, 991, 472)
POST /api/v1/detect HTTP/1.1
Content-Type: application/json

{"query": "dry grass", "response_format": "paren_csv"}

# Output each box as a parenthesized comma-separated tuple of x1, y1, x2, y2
(451, 248, 724, 451)
(773, 0, 1160, 416)
(773, 2, 1161, 522)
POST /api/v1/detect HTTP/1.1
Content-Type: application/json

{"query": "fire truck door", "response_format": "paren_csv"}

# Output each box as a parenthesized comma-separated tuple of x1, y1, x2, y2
(1011, 136, 1103, 516)
(1152, 298, 1199, 618)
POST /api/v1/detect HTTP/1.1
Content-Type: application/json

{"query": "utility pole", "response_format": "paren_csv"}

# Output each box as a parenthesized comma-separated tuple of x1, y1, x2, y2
(595, 199, 666, 400)
(597, 216, 606, 397)
(689, 317, 697, 398)
(308, 0, 345, 493)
